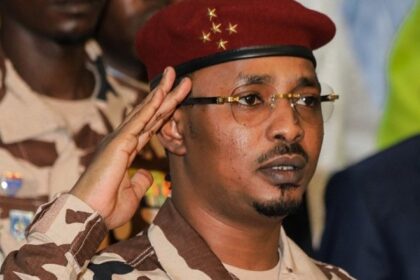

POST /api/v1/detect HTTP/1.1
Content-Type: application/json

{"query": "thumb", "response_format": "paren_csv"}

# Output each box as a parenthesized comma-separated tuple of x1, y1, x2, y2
(130, 169, 154, 200)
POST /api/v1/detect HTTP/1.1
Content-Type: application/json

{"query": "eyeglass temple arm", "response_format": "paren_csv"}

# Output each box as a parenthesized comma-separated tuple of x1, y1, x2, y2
(181, 96, 237, 106)
(320, 94, 339, 102)
(274, 93, 339, 102)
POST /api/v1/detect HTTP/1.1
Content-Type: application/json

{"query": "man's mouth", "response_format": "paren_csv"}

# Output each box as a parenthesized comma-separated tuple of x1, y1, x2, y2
(257, 155, 306, 186)
(271, 165, 298, 171)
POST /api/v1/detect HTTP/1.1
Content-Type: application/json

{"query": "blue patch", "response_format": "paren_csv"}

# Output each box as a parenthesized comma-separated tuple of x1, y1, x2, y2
(9, 210, 34, 240)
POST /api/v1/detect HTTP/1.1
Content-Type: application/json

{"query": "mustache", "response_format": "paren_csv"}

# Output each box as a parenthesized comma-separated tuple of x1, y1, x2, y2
(256, 142, 309, 165)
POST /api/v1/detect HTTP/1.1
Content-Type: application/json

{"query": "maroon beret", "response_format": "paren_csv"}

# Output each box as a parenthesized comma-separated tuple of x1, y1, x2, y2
(136, 0, 336, 86)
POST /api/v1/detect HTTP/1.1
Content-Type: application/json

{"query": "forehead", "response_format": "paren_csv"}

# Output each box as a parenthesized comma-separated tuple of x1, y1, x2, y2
(191, 56, 317, 92)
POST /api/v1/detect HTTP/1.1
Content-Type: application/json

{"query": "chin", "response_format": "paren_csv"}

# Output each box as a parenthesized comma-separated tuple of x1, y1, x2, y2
(252, 189, 303, 218)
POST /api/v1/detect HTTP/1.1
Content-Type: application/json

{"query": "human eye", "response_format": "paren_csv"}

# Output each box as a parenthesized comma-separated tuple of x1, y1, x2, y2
(295, 95, 321, 108)
(236, 92, 264, 107)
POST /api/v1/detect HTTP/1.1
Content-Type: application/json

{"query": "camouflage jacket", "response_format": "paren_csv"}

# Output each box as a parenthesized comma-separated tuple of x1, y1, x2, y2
(0, 194, 354, 279)
(0, 41, 168, 257)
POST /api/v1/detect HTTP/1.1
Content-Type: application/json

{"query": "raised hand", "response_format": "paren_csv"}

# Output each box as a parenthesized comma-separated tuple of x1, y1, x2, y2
(70, 67, 191, 229)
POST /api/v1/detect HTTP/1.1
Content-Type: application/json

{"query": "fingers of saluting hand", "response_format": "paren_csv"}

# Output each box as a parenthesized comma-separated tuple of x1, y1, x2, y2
(119, 67, 191, 146)
(143, 77, 191, 136)
(121, 67, 176, 125)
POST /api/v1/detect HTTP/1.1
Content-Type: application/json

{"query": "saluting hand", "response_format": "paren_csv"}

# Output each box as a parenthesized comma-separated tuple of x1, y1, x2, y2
(70, 67, 191, 229)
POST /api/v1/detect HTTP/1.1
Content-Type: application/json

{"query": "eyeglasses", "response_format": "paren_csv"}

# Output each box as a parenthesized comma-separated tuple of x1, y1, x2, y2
(181, 82, 339, 127)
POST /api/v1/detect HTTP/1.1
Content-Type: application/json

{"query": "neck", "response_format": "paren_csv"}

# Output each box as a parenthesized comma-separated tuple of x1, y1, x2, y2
(0, 17, 94, 100)
(199, 208, 281, 270)
(171, 183, 282, 270)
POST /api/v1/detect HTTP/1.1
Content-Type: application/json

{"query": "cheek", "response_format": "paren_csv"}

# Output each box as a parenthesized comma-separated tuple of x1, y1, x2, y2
(190, 115, 252, 167)
(303, 124, 324, 164)
(184, 118, 243, 189)
(215, 127, 256, 171)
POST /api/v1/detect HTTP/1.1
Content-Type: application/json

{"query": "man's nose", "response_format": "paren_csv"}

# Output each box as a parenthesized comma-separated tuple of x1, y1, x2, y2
(266, 99, 304, 143)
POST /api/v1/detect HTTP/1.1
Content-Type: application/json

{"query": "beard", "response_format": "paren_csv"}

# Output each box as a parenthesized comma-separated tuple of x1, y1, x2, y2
(252, 185, 303, 218)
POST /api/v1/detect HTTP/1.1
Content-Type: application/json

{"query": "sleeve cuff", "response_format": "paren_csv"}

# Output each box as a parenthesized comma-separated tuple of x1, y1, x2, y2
(27, 193, 108, 267)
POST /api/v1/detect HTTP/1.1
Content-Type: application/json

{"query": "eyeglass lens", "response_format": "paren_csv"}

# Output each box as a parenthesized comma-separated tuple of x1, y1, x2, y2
(230, 83, 335, 127)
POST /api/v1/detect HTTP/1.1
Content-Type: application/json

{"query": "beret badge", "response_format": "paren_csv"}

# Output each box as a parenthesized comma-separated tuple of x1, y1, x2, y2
(200, 8, 239, 50)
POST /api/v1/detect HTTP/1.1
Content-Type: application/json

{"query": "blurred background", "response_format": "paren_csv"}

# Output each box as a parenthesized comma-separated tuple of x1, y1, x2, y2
(297, 0, 419, 249)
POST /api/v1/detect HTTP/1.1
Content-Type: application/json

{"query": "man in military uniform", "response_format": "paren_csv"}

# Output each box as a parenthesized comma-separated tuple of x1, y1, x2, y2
(1, 0, 353, 278)
(0, 0, 140, 257)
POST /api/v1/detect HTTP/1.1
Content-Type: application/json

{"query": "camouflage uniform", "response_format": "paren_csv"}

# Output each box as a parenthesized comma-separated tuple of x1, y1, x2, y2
(0, 42, 166, 257)
(1, 194, 354, 279)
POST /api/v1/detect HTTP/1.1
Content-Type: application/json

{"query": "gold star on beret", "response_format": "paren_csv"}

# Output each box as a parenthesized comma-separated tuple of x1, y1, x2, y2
(208, 8, 217, 20)
(217, 39, 228, 50)
(211, 22, 222, 34)
(226, 23, 238, 34)
(200, 31, 212, 43)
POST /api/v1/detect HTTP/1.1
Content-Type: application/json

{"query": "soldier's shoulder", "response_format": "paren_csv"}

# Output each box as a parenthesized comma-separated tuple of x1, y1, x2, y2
(313, 260, 355, 280)
(89, 231, 162, 275)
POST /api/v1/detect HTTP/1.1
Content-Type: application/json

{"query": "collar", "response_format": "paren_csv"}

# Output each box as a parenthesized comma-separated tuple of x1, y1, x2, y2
(148, 199, 233, 279)
(148, 199, 327, 279)
(279, 227, 330, 279)
(0, 54, 110, 144)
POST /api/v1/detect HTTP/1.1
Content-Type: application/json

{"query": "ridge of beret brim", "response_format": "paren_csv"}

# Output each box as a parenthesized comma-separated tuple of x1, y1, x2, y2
(150, 45, 315, 88)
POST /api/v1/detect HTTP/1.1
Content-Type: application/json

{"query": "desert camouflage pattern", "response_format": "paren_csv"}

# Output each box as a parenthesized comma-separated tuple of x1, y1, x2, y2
(0, 194, 354, 279)
(0, 41, 167, 257)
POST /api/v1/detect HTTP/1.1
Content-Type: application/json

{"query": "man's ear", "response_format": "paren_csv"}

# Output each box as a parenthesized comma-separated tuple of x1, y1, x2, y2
(158, 111, 186, 156)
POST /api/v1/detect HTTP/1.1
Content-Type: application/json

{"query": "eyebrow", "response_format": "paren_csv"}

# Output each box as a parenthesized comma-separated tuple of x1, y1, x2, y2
(292, 76, 321, 91)
(236, 73, 320, 91)
(236, 73, 274, 85)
